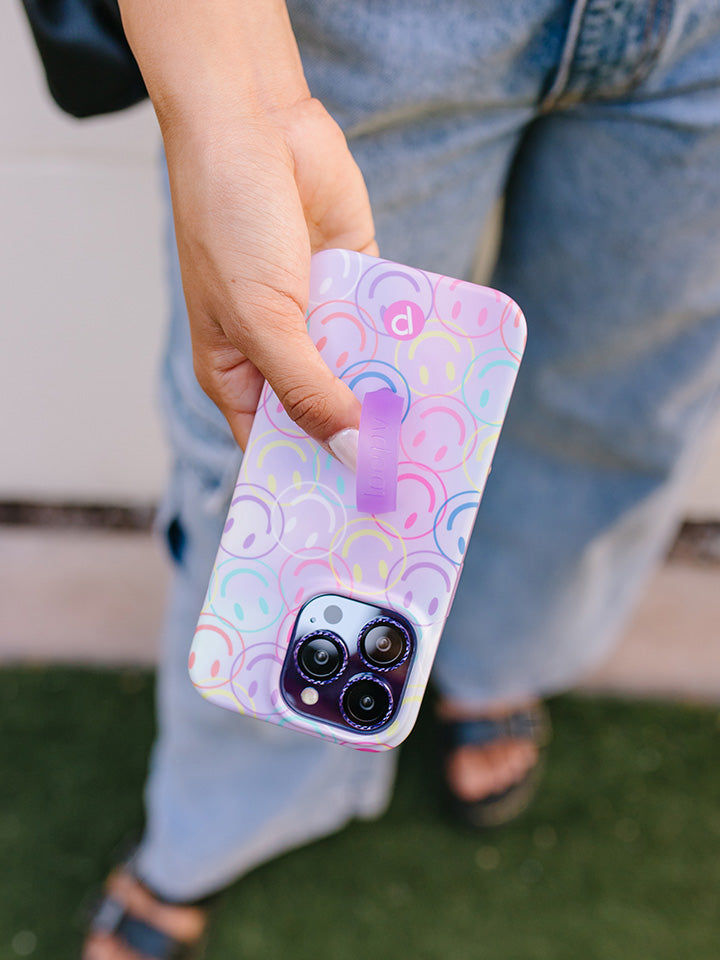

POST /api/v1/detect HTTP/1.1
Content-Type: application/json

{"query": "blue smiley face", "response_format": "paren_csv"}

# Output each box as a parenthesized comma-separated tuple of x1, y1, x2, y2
(432, 490, 481, 565)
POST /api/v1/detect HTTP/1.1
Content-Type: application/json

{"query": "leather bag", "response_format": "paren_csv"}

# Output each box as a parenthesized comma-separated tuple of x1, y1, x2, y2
(21, 0, 147, 117)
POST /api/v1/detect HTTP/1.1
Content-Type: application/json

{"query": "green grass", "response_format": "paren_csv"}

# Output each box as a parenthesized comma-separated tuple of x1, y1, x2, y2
(1, 669, 719, 959)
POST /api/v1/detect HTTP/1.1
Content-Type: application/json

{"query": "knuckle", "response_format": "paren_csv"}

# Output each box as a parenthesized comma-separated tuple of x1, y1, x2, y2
(192, 357, 213, 395)
(281, 383, 336, 435)
(192, 356, 227, 409)
(300, 96, 334, 127)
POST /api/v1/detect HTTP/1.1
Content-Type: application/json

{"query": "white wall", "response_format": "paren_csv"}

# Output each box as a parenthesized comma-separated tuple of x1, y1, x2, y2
(1, 1, 167, 504)
(688, 415, 720, 517)
(1, 1, 718, 513)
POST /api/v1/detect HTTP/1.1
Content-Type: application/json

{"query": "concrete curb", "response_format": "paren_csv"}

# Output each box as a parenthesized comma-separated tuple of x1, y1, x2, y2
(2, 527, 719, 702)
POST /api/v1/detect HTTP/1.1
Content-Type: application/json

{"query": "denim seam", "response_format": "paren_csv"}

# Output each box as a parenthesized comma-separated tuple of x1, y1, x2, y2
(579, 0, 673, 100)
(541, 0, 675, 110)
(623, 0, 674, 94)
(540, 0, 592, 110)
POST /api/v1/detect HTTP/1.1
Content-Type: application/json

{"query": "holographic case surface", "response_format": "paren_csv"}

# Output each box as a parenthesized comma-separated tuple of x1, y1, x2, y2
(190, 249, 526, 749)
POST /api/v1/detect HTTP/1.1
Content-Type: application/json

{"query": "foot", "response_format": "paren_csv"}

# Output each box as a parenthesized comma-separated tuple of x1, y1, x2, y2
(437, 699, 541, 803)
(83, 868, 208, 960)
(436, 699, 550, 827)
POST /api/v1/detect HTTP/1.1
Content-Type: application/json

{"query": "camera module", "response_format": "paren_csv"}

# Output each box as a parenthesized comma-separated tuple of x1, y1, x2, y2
(341, 675, 393, 729)
(296, 631, 347, 683)
(358, 618, 410, 670)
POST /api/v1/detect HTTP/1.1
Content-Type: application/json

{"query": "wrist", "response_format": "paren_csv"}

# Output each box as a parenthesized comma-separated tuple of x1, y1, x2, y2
(118, 0, 310, 134)
(156, 86, 310, 158)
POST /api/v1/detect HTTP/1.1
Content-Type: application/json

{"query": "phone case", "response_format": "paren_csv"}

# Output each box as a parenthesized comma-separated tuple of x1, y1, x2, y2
(189, 249, 526, 750)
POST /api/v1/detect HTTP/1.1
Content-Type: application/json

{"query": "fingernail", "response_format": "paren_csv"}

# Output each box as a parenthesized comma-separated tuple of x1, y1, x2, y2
(328, 428, 359, 472)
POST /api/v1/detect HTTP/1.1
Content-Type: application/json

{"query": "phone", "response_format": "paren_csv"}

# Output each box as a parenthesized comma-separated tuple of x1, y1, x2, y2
(189, 249, 526, 750)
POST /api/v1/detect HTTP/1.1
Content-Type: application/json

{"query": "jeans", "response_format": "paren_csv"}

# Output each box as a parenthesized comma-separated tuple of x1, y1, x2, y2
(135, 0, 720, 900)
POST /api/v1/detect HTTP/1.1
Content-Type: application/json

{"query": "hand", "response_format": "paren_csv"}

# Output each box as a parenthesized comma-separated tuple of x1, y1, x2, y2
(163, 96, 378, 457)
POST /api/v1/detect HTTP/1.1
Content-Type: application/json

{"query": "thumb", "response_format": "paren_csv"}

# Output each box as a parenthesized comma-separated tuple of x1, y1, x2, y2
(254, 325, 362, 471)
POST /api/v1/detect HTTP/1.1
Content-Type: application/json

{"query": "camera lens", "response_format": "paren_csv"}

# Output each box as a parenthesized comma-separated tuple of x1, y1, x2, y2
(341, 676, 392, 729)
(296, 631, 346, 683)
(358, 619, 410, 669)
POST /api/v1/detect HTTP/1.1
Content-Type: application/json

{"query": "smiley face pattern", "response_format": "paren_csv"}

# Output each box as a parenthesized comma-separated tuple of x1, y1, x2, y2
(190, 249, 526, 750)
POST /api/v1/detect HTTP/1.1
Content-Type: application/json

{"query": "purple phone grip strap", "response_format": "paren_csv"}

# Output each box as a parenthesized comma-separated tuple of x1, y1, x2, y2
(356, 387, 403, 514)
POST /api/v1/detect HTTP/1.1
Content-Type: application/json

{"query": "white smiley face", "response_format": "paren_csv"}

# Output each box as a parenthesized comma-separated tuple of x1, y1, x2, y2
(272, 480, 348, 557)
(309, 249, 365, 306)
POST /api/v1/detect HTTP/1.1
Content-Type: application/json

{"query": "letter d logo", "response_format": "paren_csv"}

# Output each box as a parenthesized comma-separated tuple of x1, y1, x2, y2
(383, 300, 426, 340)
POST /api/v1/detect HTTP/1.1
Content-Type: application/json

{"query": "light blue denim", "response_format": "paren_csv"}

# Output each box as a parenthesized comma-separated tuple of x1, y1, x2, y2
(136, 0, 720, 900)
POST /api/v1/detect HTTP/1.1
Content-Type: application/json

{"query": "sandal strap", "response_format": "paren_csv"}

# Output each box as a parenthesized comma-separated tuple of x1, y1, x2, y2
(91, 895, 192, 960)
(443, 706, 550, 750)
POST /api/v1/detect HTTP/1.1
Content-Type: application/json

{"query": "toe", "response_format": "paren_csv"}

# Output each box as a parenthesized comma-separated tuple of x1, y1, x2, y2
(446, 739, 539, 802)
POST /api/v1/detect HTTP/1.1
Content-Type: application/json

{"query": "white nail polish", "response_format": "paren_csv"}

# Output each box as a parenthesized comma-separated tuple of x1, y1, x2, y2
(328, 428, 359, 472)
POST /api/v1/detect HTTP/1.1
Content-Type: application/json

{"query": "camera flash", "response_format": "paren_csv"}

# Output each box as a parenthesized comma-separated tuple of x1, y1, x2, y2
(301, 687, 319, 706)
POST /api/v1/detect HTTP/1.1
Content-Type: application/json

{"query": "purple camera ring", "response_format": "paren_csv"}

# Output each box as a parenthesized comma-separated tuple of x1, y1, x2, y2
(339, 672, 394, 730)
(293, 630, 349, 686)
(357, 616, 413, 672)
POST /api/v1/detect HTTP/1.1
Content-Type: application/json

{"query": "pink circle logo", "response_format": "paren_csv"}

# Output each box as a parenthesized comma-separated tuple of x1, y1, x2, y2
(383, 300, 426, 340)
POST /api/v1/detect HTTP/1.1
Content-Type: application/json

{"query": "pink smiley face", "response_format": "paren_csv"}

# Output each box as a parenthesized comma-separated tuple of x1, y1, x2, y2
(385, 550, 459, 628)
(355, 260, 434, 339)
(258, 389, 306, 441)
(393, 317, 475, 397)
(383, 462, 447, 541)
(433, 276, 503, 340)
(329, 517, 408, 598)
(461, 348, 520, 425)
(499, 295, 527, 361)
(400, 395, 478, 473)
(308, 300, 379, 375)
(206, 556, 284, 635)
(309, 249, 365, 306)
(220, 482, 284, 561)
(190, 610, 243, 692)
(278, 547, 355, 612)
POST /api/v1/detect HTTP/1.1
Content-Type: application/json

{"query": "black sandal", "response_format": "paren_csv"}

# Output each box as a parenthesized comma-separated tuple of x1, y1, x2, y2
(86, 866, 211, 960)
(438, 703, 551, 829)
